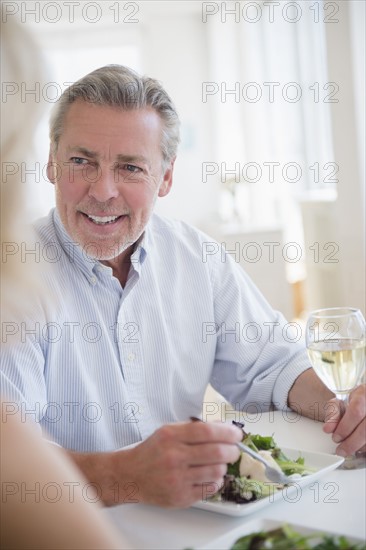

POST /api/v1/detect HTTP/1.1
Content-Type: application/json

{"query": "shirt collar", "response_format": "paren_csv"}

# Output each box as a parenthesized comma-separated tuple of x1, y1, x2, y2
(130, 230, 148, 274)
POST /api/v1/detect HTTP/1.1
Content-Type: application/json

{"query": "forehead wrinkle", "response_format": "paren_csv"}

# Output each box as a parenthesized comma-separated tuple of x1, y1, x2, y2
(66, 145, 99, 159)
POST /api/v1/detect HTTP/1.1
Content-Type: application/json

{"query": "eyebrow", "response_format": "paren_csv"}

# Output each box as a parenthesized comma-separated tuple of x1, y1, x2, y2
(115, 154, 150, 168)
(67, 147, 150, 167)
(67, 146, 98, 158)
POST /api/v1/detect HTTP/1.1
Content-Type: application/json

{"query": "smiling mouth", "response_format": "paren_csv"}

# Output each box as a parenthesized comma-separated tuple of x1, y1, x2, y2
(81, 213, 126, 225)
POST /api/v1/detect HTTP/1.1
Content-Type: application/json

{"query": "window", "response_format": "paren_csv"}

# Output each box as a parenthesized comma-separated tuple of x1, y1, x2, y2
(204, 1, 335, 283)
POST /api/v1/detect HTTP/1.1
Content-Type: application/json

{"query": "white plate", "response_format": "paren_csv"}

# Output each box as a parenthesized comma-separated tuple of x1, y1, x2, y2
(193, 447, 344, 517)
(197, 518, 364, 549)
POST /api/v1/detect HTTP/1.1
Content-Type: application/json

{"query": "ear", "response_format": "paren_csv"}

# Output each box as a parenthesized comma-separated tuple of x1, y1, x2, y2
(158, 158, 175, 198)
(46, 150, 57, 184)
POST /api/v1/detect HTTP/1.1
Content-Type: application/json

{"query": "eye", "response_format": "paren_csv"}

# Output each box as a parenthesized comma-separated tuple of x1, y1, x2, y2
(123, 164, 142, 173)
(70, 157, 88, 165)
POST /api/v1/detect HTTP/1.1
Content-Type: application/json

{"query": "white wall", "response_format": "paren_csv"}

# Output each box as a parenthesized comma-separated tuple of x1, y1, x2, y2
(140, 8, 218, 226)
(324, 1, 365, 313)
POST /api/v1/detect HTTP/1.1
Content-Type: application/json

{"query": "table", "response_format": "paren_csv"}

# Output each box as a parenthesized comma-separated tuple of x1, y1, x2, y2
(102, 411, 366, 549)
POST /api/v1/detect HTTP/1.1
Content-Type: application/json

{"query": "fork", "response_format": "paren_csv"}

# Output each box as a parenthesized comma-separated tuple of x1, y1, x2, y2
(190, 416, 296, 485)
(236, 441, 296, 485)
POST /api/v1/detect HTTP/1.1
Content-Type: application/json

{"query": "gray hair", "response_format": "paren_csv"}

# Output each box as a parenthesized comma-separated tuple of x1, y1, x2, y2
(50, 65, 180, 168)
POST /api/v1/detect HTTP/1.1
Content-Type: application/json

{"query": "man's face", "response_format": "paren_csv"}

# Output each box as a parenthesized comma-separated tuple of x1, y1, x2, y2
(48, 100, 173, 261)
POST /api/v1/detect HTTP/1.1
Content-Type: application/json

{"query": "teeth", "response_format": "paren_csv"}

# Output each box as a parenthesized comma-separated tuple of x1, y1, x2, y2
(87, 214, 119, 225)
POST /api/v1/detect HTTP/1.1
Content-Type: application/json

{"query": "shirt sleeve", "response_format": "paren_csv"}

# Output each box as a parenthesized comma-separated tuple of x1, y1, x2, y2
(1, 311, 48, 428)
(209, 247, 311, 412)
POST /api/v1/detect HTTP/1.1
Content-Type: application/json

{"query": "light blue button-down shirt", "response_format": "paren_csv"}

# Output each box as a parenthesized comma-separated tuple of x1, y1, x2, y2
(1, 209, 310, 452)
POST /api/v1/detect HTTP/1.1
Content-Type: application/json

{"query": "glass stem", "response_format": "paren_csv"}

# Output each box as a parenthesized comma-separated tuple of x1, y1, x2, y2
(335, 393, 349, 416)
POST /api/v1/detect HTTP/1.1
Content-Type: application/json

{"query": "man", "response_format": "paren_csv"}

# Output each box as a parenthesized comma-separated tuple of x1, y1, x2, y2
(2, 65, 365, 508)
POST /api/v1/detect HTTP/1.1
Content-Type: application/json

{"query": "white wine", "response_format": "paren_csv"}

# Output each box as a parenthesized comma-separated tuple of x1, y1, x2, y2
(307, 338, 366, 398)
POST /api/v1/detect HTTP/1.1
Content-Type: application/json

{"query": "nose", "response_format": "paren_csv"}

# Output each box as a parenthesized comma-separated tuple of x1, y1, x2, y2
(88, 167, 119, 202)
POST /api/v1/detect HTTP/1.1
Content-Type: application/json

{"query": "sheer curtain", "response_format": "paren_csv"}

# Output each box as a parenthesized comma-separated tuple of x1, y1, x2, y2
(204, 0, 335, 284)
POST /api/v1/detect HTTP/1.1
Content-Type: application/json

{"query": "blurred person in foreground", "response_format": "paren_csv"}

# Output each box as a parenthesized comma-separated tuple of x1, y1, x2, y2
(1, 62, 365, 509)
(0, 14, 127, 549)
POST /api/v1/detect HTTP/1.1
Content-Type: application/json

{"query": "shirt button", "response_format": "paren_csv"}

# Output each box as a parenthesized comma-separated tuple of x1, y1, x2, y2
(90, 276, 97, 285)
(128, 352, 135, 361)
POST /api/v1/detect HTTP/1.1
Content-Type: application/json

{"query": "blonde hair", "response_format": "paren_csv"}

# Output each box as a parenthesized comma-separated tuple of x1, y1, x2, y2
(0, 12, 47, 285)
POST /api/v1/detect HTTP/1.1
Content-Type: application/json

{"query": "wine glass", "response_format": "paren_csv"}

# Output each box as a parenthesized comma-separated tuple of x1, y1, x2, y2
(305, 307, 366, 469)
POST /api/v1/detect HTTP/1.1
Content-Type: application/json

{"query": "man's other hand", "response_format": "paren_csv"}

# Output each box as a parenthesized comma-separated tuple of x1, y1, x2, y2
(323, 384, 366, 457)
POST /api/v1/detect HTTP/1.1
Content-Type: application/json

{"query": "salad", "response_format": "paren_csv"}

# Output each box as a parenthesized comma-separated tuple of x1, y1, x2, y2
(214, 421, 312, 504)
(230, 525, 365, 550)
(184, 526, 364, 550)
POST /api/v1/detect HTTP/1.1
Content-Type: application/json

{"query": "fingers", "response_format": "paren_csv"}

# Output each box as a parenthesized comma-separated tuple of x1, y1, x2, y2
(336, 419, 366, 457)
(152, 422, 241, 468)
(159, 463, 229, 508)
(159, 420, 243, 445)
(188, 442, 240, 466)
(188, 463, 227, 484)
(323, 398, 343, 434)
(323, 385, 366, 456)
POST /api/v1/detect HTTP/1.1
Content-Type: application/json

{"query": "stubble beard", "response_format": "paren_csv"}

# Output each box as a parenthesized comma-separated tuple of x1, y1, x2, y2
(56, 199, 155, 262)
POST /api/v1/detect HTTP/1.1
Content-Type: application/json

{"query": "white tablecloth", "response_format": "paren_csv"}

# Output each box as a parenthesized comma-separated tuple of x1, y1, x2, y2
(102, 411, 366, 549)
